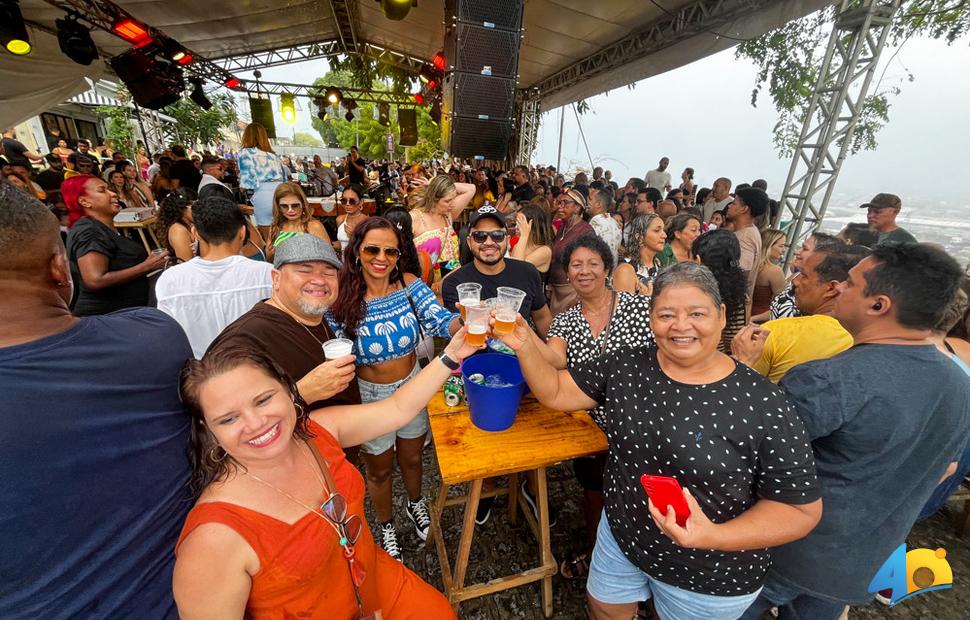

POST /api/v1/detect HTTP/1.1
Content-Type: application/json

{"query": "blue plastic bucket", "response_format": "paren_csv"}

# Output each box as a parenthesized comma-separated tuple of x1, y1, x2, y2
(461, 353, 527, 432)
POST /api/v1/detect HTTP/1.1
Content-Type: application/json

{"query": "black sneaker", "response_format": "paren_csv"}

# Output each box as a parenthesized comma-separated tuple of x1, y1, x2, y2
(520, 478, 558, 527)
(475, 496, 495, 525)
(406, 496, 431, 542)
(379, 521, 402, 561)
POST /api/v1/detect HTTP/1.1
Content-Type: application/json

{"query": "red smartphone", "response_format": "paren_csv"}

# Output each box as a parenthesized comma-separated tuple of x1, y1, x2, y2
(640, 474, 690, 528)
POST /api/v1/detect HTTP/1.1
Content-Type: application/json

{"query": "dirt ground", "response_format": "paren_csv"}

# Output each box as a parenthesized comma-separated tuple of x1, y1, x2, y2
(364, 447, 969, 620)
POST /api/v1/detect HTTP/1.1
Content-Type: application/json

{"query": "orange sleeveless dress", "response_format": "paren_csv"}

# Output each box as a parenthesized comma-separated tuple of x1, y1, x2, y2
(176, 421, 455, 619)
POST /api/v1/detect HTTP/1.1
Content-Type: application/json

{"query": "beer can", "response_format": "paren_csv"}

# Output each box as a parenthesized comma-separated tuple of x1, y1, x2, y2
(443, 374, 465, 407)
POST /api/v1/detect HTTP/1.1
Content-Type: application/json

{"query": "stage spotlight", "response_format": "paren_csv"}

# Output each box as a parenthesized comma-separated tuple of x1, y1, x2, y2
(189, 77, 212, 110)
(112, 17, 152, 47)
(413, 92, 425, 105)
(224, 76, 241, 90)
(1, 0, 31, 56)
(380, 0, 416, 21)
(345, 111, 355, 122)
(56, 13, 97, 65)
(280, 93, 297, 125)
(432, 51, 445, 72)
(325, 87, 342, 105)
(341, 97, 358, 111)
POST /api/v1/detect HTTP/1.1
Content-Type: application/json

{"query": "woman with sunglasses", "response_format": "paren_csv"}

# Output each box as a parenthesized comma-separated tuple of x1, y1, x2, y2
(547, 187, 595, 315)
(335, 184, 366, 253)
(264, 182, 331, 262)
(173, 335, 476, 619)
(614, 213, 667, 296)
(328, 217, 460, 562)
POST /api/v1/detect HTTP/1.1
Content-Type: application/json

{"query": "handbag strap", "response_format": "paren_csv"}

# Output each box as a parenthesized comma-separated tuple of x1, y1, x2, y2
(598, 291, 618, 357)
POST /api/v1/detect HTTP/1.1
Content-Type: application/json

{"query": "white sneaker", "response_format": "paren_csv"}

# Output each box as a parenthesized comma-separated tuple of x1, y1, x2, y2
(379, 522, 402, 561)
(406, 496, 431, 542)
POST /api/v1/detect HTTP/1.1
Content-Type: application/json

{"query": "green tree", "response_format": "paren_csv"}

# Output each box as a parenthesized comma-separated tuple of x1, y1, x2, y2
(293, 131, 323, 147)
(736, 1, 970, 156)
(161, 93, 238, 149)
(96, 103, 134, 155)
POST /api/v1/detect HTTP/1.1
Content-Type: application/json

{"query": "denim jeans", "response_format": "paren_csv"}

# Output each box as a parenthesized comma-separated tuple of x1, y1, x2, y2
(739, 575, 847, 620)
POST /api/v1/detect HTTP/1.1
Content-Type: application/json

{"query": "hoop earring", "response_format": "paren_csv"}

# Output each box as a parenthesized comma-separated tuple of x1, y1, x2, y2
(208, 445, 228, 463)
(355, 257, 362, 269)
(293, 399, 305, 418)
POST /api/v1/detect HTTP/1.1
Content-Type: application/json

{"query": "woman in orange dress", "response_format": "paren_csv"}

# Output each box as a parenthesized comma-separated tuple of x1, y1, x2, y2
(173, 332, 480, 619)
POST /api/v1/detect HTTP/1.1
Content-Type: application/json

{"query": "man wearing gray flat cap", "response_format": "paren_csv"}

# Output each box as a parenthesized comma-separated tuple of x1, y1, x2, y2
(208, 233, 362, 461)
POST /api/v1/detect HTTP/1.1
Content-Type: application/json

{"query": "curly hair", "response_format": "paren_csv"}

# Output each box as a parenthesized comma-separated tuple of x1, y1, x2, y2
(156, 187, 196, 251)
(560, 233, 615, 275)
(691, 229, 746, 315)
(329, 216, 407, 339)
(179, 339, 313, 493)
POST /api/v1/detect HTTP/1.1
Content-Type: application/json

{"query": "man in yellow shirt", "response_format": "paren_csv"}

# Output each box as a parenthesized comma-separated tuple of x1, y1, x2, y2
(733, 245, 869, 382)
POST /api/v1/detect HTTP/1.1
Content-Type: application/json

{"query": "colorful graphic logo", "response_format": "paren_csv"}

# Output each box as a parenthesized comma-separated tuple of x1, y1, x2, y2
(868, 543, 953, 606)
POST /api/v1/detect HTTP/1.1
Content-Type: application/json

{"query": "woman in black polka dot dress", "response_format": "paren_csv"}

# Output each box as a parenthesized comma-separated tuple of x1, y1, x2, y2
(496, 262, 822, 620)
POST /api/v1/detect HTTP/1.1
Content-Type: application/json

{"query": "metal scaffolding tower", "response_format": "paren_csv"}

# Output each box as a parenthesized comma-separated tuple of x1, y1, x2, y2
(513, 96, 541, 165)
(777, 0, 901, 267)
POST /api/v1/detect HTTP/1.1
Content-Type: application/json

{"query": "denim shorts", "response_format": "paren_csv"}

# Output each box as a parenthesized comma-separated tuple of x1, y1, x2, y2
(357, 363, 429, 456)
(587, 511, 761, 620)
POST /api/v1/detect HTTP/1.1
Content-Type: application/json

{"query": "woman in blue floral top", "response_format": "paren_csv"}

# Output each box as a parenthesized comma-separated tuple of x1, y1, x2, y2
(328, 216, 459, 562)
(237, 123, 288, 238)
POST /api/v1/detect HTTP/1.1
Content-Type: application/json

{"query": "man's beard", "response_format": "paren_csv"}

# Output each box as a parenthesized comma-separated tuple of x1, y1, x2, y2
(297, 299, 329, 316)
(475, 251, 503, 266)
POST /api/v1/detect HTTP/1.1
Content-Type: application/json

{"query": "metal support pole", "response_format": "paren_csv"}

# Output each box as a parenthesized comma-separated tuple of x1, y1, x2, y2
(571, 103, 594, 172)
(131, 102, 151, 154)
(777, 0, 900, 269)
(556, 107, 564, 172)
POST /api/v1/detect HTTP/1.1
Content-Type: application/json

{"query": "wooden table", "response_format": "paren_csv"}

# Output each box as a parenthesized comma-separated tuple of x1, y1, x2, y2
(427, 390, 607, 617)
(114, 215, 160, 254)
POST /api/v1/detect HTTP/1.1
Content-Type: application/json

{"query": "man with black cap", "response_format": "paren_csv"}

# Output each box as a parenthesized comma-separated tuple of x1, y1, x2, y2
(442, 205, 552, 338)
(729, 186, 769, 301)
(208, 233, 361, 459)
(861, 192, 916, 244)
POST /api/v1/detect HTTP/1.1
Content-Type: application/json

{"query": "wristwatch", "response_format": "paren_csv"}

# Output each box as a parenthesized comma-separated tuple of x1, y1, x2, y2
(438, 351, 460, 371)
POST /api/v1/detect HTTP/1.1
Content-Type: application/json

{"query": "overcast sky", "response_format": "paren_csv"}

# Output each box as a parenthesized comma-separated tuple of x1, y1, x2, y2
(245, 34, 969, 200)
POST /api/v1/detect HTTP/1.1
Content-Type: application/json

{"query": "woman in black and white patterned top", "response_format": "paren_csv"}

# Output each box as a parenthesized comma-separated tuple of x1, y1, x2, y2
(495, 261, 821, 619)
(544, 235, 653, 579)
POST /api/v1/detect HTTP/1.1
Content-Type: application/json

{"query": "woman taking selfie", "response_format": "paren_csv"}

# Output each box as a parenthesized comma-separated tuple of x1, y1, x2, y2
(173, 334, 478, 619)
(329, 217, 459, 561)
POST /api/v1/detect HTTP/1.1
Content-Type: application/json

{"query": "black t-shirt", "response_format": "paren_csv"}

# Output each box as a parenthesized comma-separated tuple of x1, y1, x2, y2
(347, 157, 366, 185)
(569, 347, 820, 596)
(208, 301, 361, 410)
(35, 168, 65, 191)
(66, 217, 150, 316)
(68, 151, 101, 175)
(511, 182, 535, 204)
(169, 159, 202, 192)
(440, 258, 547, 319)
(2, 137, 30, 167)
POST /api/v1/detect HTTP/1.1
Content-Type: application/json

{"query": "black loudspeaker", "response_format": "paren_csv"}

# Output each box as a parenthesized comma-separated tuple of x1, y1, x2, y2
(398, 108, 417, 146)
(442, 0, 524, 160)
(451, 0, 524, 32)
(248, 98, 277, 139)
(109, 50, 184, 110)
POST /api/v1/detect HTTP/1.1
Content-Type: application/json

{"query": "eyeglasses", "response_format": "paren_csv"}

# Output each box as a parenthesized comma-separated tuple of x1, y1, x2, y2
(280, 202, 303, 212)
(470, 230, 508, 244)
(360, 245, 400, 259)
(320, 492, 367, 608)
(339, 198, 359, 205)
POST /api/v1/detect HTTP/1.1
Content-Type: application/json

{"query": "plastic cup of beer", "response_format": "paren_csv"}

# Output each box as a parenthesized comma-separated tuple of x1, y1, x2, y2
(465, 304, 489, 348)
(323, 338, 354, 360)
(456, 283, 482, 322)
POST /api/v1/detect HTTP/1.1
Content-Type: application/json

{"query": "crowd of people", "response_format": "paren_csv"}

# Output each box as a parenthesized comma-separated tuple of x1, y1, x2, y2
(2, 124, 968, 620)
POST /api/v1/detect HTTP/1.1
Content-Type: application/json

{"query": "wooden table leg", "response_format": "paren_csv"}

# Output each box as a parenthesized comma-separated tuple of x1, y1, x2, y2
(536, 467, 554, 618)
(508, 472, 519, 525)
(452, 478, 482, 602)
(145, 224, 160, 249)
(428, 480, 449, 546)
(135, 228, 151, 254)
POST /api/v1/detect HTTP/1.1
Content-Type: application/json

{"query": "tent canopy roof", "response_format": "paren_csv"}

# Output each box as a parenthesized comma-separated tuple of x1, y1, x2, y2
(7, 0, 829, 127)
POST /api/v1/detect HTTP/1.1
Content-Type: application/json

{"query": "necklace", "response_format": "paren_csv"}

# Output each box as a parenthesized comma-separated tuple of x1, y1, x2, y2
(268, 299, 328, 347)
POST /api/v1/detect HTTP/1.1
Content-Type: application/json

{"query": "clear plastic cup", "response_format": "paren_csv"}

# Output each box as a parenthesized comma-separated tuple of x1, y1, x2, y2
(456, 283, 482, 322)
(465, 304, 490, 347)
(322, 338, 354, 360)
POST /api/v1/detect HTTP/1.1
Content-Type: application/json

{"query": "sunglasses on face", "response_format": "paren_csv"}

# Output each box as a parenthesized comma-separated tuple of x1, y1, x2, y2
(339, 198, 359, 205)
(360, 245, 400, 259)
(470, 230, 508, 244)
(280, 202, 303, 212)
